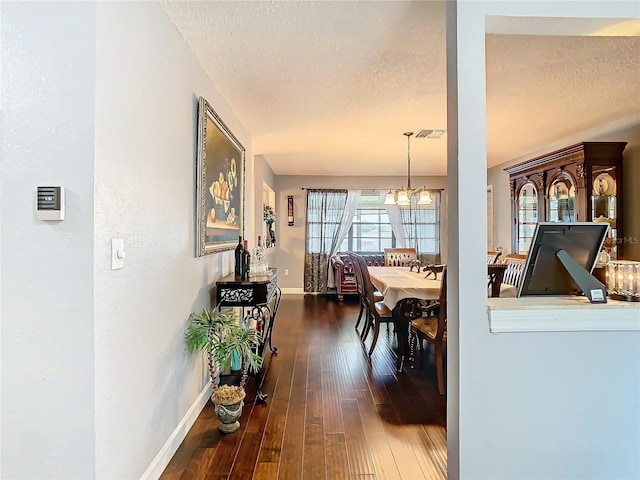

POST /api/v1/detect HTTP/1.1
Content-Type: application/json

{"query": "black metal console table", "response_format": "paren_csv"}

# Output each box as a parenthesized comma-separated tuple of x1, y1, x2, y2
(216, 268, 281, 402)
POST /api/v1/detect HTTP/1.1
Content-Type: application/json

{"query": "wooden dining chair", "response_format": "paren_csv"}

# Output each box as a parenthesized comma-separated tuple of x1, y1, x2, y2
(384, 248, 417, 267)
(487, 247, 503, 264)
(347, 252, 383, 335)
(352, 253, 393, 356)
(410, 266, 447, 395)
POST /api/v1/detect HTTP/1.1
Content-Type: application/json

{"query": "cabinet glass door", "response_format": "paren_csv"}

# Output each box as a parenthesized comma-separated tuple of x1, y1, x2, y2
(591, 167, 617, 259)
(548, 173, 576, 222)
(517, 182, 538, 254)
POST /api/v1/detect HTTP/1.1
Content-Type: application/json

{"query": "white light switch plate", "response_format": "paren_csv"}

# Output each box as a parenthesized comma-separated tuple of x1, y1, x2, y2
(111, 239, 125, 270)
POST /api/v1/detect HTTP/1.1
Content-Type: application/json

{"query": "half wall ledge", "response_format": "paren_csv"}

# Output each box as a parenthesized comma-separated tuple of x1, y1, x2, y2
(487, 296, 640, 333)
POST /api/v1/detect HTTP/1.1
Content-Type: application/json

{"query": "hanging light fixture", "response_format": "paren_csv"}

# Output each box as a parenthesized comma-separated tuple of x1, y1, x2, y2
(384, 132, 432, 206)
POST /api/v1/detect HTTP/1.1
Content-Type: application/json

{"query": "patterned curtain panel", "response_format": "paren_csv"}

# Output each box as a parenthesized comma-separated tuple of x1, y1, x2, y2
(304, 189, 350, 293)
(399, 190, 442, 265)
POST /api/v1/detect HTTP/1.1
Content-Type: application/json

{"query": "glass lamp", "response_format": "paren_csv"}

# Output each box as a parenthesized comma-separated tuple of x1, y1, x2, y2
(606, 260, 640, 302)
(418, 190, 432, 205)
(385, 132, 434, 206)
(396, 189, 410, 206)
(384, 190, 396, 205)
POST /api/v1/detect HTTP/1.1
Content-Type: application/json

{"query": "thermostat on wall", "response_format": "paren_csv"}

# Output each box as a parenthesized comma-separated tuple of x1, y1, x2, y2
(37, 186, 65, 221)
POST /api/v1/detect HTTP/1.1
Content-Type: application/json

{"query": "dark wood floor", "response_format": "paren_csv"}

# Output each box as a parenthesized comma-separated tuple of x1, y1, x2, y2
(161, 294, 447, 480)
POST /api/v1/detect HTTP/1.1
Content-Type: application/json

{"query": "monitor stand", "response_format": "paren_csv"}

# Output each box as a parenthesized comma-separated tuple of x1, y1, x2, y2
(556, 249, 607, 304)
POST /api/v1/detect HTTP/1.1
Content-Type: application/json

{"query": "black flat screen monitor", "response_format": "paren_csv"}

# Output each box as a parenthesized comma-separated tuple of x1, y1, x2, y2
(517, 222, 608, 301)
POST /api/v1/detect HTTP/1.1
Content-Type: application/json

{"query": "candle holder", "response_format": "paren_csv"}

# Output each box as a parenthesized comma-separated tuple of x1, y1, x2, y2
(606, 260, 640, 302)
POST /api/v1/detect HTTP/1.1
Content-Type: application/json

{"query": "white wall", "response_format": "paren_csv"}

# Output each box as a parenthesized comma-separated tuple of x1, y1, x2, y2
(2, 2, 253, 479)
(253, 155, 276, 249)
(93, 2, 251, 478)
(452, 2, 640, 479)
(273, 175, 447, 290)
(1, 2, 97, 478)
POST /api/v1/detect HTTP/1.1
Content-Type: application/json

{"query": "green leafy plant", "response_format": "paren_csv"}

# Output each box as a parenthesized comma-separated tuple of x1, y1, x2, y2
(185, 308, 262, 388)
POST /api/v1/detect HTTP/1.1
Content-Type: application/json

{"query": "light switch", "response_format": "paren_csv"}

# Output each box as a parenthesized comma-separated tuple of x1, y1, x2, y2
(111, 239, 125, 270)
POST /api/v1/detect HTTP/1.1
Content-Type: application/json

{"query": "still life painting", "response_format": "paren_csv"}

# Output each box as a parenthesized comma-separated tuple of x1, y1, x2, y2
(196, 96, 245, 256)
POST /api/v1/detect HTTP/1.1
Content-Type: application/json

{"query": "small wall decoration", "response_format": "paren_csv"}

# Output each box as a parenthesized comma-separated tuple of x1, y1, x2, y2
(196, 96, 245, 256)
(287, 195, 294, 226)
(264, 205, 276, 247)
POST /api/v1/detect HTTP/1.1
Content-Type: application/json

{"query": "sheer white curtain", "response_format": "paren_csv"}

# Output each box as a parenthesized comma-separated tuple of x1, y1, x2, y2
(398, 190, 442, 265)
(304, 189, 360, 293)
(384, 203, 406, 247)
(327, 190, 360, 288)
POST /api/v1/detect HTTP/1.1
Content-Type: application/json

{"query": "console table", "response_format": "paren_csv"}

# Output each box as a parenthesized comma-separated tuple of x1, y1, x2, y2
(216, 268, 281, 402)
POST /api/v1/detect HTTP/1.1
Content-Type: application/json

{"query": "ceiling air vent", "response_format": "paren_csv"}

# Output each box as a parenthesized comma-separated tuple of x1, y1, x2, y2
(415, 129, 446, 139)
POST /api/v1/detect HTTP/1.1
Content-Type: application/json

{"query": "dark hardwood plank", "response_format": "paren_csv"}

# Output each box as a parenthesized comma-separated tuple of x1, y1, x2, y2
(342, 399, 375, 475)
(277, 335, 308, 479)
(254, 333, 299, 466)
(303, 336, 326, 479)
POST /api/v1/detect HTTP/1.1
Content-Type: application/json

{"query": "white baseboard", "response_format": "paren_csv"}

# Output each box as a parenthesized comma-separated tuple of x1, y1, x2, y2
(280, 288, 305, 295)
(140, 382, 213, 480)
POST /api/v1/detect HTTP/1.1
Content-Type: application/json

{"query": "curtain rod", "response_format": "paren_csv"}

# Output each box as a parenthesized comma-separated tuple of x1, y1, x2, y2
(300, 187, 445, 191)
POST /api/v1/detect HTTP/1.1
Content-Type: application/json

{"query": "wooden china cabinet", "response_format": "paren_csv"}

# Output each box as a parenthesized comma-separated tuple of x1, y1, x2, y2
(505, 142, 627, 258)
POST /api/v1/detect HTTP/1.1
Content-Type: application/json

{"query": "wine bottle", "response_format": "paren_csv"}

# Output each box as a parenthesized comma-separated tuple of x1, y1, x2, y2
(234, 236, 243, 277)
(242, 240, 251, 280)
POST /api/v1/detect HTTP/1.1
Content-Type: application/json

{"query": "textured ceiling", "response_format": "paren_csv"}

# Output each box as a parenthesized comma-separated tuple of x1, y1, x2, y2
(160, 1, 640, 176)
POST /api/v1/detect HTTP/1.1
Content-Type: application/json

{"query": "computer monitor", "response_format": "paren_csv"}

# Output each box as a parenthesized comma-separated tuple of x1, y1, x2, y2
(517, 222, 609, 303)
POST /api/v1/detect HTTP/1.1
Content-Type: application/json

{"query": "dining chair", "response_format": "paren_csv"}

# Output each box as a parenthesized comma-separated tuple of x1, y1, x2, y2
(347, 251, 383, 335)
(384, 248, 417, 267)
(352, 253, 393, 356)
(487, 247, 503, 264)
(502, 253, 527, 287)
(410, 265, 447, 395)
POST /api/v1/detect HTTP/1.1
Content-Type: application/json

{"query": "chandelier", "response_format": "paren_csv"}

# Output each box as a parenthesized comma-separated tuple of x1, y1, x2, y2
(384, 131, 432, 206)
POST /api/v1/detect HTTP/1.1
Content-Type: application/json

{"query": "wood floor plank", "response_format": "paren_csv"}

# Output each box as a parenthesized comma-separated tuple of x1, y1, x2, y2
(341, 399, 375, 476)
(303, 337, 326, 479)
(407, 426, 447, 480)
(160, 418, 215, 479)
(355, 389, 402, 480)
(424, 424, 448, 471)
(227, 432, 262, 479)
(377, 402, 427, 480)
(252, 462, 278, 480)
(177, 447, 218, 480)
(322, 369, 345, 434)
(324, 433, 350, 480)
(254, 334, 299, 465)
(277, 338, 309, 480)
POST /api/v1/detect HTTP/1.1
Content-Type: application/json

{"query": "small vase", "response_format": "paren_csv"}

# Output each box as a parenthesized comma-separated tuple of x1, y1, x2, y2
(213, 390, 246, 434)
(230, 350, 242, 371)
(268, 225, 276, 247)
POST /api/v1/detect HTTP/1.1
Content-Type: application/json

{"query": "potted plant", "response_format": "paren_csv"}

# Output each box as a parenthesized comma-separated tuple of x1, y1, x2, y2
(185, 307, 262, 433)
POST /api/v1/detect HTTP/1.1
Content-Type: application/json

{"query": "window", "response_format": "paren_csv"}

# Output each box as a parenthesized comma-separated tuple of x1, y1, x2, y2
(337, 191, 441, 260)
(400, 201, 440, 257)
(339, 206, 394, 252)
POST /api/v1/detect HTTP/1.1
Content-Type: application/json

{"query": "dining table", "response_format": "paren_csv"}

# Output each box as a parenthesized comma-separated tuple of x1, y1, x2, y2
(368, 266, 442, 310)
(367, 264, 513, 371)
(368, 266, 442, 371)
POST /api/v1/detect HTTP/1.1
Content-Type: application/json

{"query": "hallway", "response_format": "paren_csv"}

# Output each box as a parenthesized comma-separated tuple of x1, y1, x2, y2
(161, 294, 447, 479)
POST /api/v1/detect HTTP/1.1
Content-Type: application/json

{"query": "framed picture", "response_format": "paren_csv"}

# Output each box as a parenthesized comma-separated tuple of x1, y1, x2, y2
(196, 96, 245, 256)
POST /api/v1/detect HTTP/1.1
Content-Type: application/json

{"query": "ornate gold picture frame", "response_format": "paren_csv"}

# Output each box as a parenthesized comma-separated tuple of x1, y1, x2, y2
(196, 97, 245, 256)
